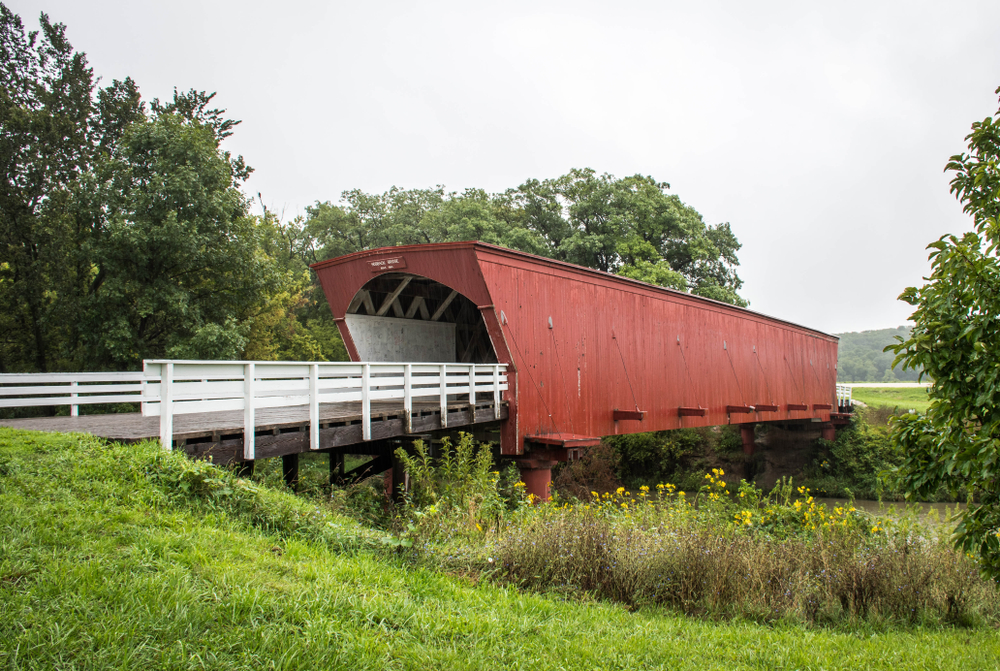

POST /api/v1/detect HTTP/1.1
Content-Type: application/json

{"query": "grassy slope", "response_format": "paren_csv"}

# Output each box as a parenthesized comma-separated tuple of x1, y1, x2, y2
(851, 387, 932, 413)
(1, 429, 998, 670)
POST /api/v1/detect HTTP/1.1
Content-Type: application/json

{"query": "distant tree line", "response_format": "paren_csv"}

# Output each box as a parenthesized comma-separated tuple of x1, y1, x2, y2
(835, 327, 923, 382)
(0, 4, 746, 373)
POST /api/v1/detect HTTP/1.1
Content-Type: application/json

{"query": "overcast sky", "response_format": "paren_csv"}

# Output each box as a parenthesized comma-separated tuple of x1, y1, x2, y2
(9, 0, 1000, 334)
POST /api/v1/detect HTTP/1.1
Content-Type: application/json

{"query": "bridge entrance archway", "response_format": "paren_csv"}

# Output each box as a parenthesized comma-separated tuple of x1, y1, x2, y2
(342, 272, 498, 364)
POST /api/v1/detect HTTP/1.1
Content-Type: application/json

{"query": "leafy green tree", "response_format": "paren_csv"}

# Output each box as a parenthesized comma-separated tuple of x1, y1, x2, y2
(304, 168, 748, 306)
(0, 5, 143, 372)
(80, 108, 282, 367)
(0, 4, 298, 371)
(888, 85, 1000, 578)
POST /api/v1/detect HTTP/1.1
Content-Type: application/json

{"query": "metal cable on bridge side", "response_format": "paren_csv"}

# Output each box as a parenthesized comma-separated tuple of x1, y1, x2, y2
(611, 330, 640, 412)
(724, 344, 747, 406)
(754, 349, 773, 403)
(502, 318, 560, 434)
(549, 327, 575, 423)
(676, 336, 698, 407)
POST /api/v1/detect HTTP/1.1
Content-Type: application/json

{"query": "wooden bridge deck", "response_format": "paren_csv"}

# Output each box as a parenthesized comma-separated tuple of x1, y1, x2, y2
(0, 398, 508, 465)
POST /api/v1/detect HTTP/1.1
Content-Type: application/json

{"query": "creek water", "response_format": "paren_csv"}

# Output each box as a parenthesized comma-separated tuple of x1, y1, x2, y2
(816, 498, 966, 528)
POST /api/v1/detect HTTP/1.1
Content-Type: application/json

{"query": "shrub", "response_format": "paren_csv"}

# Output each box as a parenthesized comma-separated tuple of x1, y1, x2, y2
(395, 432, 506, 532)
(607, 427, 740, 487)
(551, 442, 622, 501)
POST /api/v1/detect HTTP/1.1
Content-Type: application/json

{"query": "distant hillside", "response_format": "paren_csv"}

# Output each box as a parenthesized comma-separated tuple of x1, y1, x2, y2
(835, 326, 923, 382)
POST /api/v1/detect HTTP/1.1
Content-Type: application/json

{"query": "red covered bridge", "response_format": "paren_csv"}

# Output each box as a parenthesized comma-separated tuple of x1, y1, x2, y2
(313, 242, 847, 497)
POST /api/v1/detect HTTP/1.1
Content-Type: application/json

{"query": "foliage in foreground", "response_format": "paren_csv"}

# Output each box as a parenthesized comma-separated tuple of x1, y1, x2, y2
(887, 84, 1000, 578)
(8, 430, 1000, 670)
(383, 436, 998, 626)
(495, 479, 995, 626)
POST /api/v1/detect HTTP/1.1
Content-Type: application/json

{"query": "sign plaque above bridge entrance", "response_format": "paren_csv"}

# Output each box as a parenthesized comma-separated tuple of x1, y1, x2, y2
(368, 256, 406, 272)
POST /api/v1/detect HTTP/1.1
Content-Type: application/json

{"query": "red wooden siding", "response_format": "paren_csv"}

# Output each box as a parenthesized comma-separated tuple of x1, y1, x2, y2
(312, 242, 839, 456)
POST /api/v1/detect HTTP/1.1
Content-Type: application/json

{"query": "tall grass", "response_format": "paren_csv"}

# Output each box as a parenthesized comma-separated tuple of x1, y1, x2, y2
(492, 476, 998, 625)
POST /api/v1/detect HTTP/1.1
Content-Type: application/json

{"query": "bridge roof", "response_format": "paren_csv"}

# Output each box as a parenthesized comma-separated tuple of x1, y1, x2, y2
(310, 241, 839, 340)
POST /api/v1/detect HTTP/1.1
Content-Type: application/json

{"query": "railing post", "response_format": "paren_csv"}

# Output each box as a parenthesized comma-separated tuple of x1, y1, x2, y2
(403, 363, 413, 434)
(468, 364, 476, 408)
(310, 363, 319, 451)
(160, 362, 173, 451)
(70, 380, 79, 417)
(493, 364, 501, 419)
(244, 362, 256, 460)
(141, 360, 148, 416)
(439, 363, 448, 429)
(362, 363, 371, 440)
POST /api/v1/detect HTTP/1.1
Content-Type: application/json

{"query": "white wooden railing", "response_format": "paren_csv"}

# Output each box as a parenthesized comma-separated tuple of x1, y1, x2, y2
(1, 360, 509, 459)
(0, 371, 146, 415)
(836, 384, 852, 407)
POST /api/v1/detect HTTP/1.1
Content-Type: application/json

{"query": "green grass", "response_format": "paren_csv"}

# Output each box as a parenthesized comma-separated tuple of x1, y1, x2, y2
(851, 386, 932, 413)
(2, 428, 999, 670)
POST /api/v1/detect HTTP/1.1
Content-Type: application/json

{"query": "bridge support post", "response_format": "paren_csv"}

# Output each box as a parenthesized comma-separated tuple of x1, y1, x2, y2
(390, 451, 407, 503)
(820, 423, 837, 442)
(282, 453, 299, 491)
(740, 424, 756, 482)
(329, 451, 345, 487)
(237, 459, 254, 478)
(740, 425, 756, 456)
(515, 458, 557, 502)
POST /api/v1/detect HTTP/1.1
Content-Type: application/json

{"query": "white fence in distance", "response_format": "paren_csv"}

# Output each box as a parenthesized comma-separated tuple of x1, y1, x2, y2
(835, 384, 853, 407)
(0, 360, 509, 459)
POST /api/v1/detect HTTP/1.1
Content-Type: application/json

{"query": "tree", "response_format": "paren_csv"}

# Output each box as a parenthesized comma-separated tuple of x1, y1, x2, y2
(0, 4, 296, 372)
(888, 85, 1000, 578)
(302, 168, 748, 306)
(0, 5, 143, 372)
(79, 108, 283, 367)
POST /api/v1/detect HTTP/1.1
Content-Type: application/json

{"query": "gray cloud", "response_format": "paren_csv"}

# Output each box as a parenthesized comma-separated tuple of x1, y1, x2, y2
(9, 0, 1000, 332)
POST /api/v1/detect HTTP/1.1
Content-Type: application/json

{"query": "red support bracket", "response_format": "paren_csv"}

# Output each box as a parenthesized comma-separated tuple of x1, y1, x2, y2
(754, 404, 778, 412)
(613, 409, 646, 421)
(786, 403, 808, 411)
(813, 403, 833, 410)
(678, 406, 706, 417)
(726, 405, 754, 414)
(525, 433, 602, 448)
